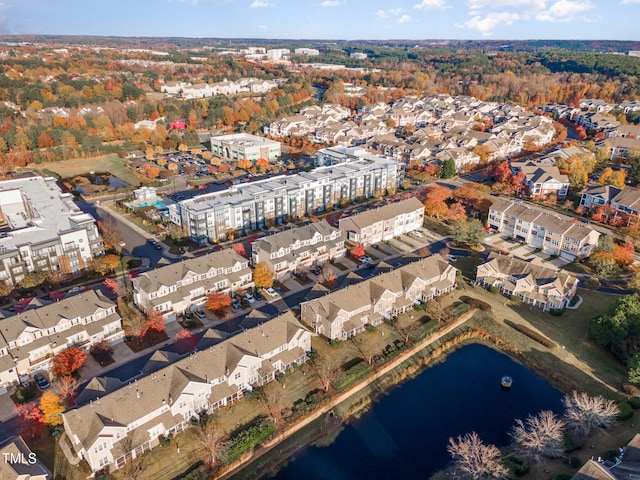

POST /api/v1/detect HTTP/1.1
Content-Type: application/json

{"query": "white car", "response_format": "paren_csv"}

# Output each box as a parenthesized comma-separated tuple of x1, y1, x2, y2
(411, 230, 425, 238)
(360, 255, 373, 264)
(264, 287, 278, 297)
(245, 293, 255, 304)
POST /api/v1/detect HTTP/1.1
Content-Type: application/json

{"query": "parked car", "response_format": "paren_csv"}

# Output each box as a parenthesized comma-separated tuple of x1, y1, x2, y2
(194, 310, 206, 319)
(34, 374, 49, 390)
(411, 230, 425, 238)
(254, 291, 264, 301)
(360, 255, 373, 264)
(264, 287, 278, 298)
(232, 299, 242, 309)
(245, 293, 255, 304)
(148, 238, 158, 246)
(311, 265, 322, 275)
(154, 244, 163, 251)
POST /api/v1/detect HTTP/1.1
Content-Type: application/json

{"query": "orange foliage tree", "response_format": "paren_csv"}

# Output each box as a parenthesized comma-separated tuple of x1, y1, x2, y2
(51, 347, 87, 377)
(231, 242, 246, 256)
(350, 243, 366, 259)
(40, 391, 64, 426)
(253, 262, 274, 289)
(15, 403, 44, 439)
(205, 292, 232, 315)
(144, 309, 166, 335)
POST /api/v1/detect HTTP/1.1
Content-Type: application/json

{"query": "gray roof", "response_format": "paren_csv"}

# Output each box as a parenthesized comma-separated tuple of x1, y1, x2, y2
(339, 197, 424, 231)
(252, 221, 341, 255)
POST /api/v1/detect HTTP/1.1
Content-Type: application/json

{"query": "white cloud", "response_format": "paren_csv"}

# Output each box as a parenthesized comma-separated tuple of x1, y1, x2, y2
(250, 0, 270, 6)
(321, 0, 341, 6)
(375, 10, 389, 18)
(459, 11, 520, 36)
(621, 0, 640, 3)
(536, 0, 595, 21)
(389, 7, 405, 15)
(413, 0, 448, 9)
(397, 14, 413, 23)
(257, 24, 268, 30)
(376, 7, 412, 23)
(467, 0, 546, 9)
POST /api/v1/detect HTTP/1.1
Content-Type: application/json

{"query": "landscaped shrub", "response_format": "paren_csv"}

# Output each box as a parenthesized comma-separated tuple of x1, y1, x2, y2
(307, 348, 319, 360)
(569, 296, 580, 307)
(364, 325, 377, 333)
(411, 319, 441, 343)
(563, 433, 584, 453)
(222, 420, 276, 464)
(628, 397, 640, 409)
(508, 322, 556, 349)
(332, 361, 374, 392)
(503, 455, 529, 477)
(449, 303, 471, 318)
(384, 317, 398, 326)
(617, 401, 634, 420)
(329, 340, 343, 348)
(549, 308, 564, 316)
(488, 286, 500, 294)
(16, 384, 37, 403)
(414, 303, 425, 311)
(465, 297, 492, 312)
(585, 277, 601, 289)
(510, 295, 521, 302)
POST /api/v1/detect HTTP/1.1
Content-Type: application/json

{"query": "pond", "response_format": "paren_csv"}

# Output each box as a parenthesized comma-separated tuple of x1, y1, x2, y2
(261, 344, 564, 480)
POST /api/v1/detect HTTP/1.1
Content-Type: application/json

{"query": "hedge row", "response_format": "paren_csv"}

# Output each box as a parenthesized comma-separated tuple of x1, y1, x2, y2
(465, 297, 492, 312)
(222, 420, 276, 464)
(411, 319, 442, 343)
(332, 361, 374, 392)
(509, 322, 556, 349)
(285, 390, 329, 424)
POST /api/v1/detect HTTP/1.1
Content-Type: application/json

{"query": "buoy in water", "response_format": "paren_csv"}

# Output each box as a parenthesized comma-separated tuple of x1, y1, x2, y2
(501, 376, 513, 389)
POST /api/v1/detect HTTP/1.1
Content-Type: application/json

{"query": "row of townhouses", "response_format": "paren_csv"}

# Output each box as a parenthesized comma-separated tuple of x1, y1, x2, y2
(580, 184, 640, 219)
(487, 198, 601, 261)
(167, 146, 403, 244)
(0, 290, 124, 394)
(251, 222, 346, 279)
(476, 253, 578, 311)
(62, 311, 312, 473)
(160, 77, 279, 99)
(301, 254, 457, 340)
(132, 249, 253, 321)
(0, 175, 105, 287)
(338, 197, 425, 246)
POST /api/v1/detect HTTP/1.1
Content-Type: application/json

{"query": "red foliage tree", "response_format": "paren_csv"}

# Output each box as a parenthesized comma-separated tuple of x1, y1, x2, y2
(613, 241, 634, 268)
(144, 309, 166, 336)
(51, 347, 87, 377)
(575, 125, 587, 140)
(446, 202, 466, 221)
(489, 161, 513, 184)
(103, 277, 119, 294)
(54, 375, 79, 407)
(350, 243, 366, 259)
(175, 328, 197, 354)
(205, 292, 232, 314)
(15, 402, 44, 439)
(231, 242, 246, 256)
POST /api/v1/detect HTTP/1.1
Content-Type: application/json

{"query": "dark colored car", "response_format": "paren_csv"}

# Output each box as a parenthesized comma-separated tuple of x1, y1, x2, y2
(34, 374, 49, 390)
(311, 266, 322, 275)
(154, 244, 163, 250)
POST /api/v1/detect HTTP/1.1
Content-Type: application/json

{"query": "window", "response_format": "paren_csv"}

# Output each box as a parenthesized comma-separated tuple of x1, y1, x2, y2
(234, 372, 241, 380)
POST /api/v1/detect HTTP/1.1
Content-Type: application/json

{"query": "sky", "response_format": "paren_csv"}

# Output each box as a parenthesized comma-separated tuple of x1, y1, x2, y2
(2, 0, 640, 41)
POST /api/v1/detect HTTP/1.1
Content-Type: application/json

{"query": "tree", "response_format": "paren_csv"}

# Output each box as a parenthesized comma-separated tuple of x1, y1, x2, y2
(563, 391, 619, 438)
(628, 352, 640, 385)
(451, 218, 485, 246)
(91, 254, 121, 275)
(0, 281, 11, 298)
(314, 355, 341, 392)
(595, 234, 615, 254)
(98, 217, 123, 251)
(263, 387, 286, 432)
(426, 297, 448, 323)
(446, 202, 467, 221)
(589, 293, 640, 362)
(53, 375, 79, 407)
(613, 241, 634, 268)
(441, 158, 456, 179)
(231, 242, 246, 256)
(51, 347, 87, 376)
(103, 277, 119, 294)
(510, 411, 565, 463)
(205, 292, 232, 315)
(569, 166, 588, 191)
(40, 391, 64, 426)
(18, 271, 49, 289)
(197, 416, 224, 470)
(144, 308, 166, 336)
(350, 243, 365, 259)
(15, 402, 44, 439)
(589, 251, 621, 279)
(356, 332, 380, 364)
(447, 432, 509, 480)
(89, 340, 114, 366)
(175, 328, 197, 354)
(253, 262, 274, 289)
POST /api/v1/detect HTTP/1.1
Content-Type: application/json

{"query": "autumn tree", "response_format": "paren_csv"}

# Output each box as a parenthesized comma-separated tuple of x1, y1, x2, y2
(18, 271, 50, 289)
(51, 347, 87, 377)
(447, 432, 508, 480)
(263, 387, 286, 432)
(350, 243, 365, 259)
(53, 375, 79, 407)
(205, 292, 232, 315)
(613, 241, 634, 268)
(253, 262, 274, 289)
(423, 183, 451, 219)
(15, 402, 44, 439)
(356, 331, 380, 364)
(144, 308, 166, 336)
(231, 242, 246, 256)
(175, 328, 197, 354)
(98, 217, 123, 251)
(314, 354, 341, 392)
(89, 340, 114, 366)
(103, 277, 119, 294)
(40, 391, 64, 426)
(91, 254, 121, 275)
(198, 416, 224, 471)
(563, 391, 619, 438)
(510, 411, 566, 464)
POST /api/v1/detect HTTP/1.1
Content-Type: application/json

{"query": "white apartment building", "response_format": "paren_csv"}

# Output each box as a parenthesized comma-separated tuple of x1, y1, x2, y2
(210, 133, 282, 162)
(0, 176, 104, 286)
(267, 49, 290, 61)
(294, 48, 320, 56)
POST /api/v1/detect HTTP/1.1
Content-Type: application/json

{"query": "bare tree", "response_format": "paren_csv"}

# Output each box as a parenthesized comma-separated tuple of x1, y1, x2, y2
(263, 387, 286, 432)
(563, 391, 619, 438)
(98, 216, 123, 252)
(356, 332, 380, 365)
(314, 355, 341, 392)
(397, 319, 422, 344)
(510, 410, 566, 464)
(116, 437, 144, 480)
(426, 297, 447, 323)
(447, 431, 509, 479)
(197, 417, 224, 471)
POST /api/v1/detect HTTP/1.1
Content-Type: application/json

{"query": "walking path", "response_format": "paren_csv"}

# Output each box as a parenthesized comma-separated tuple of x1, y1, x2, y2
(217, 308, 477, 480)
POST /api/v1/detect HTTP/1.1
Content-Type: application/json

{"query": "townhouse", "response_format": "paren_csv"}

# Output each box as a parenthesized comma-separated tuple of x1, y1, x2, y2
(339, 197, 425, 246)
(603, 136, 640, 160)
(0, 290, 124, 394)
(580, 184, 640, 219)
(251, 222, 346, 279)
(161, 78, 277, 99)
(167, 150, 403, 244)
(487, 199, 600, 261)
(62, 311, 312, 473)
(300, 255, 456, 340)
(476, 253, 578, 311)
(0, 436, 51, 479)
(0, 176, 104, 286)
(575, 112, 621, 131)
(512, 162, 570, 200)
(209, 133, 281, 163)
(132, 249, 253, 321)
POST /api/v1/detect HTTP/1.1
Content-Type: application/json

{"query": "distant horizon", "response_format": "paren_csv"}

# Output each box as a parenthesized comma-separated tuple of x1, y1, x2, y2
(2, 0, 640, 42)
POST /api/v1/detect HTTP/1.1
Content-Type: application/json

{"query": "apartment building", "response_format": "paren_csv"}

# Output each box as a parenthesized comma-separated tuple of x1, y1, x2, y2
(512, 162, 570, 200)
(301, 255, 456, 340)
(339, 197, 425, 246)
(487, 199, 600, 261)
(476, 253, 578, 310)
(0, 290, 124, 394)
(132, 249, 252, 321)
(167, 151, 403, 244)
(62, 311, 311, 473)
(210, 133, 281, 162)
(0, 176, 104, 286)
(251, 222, 346, 279)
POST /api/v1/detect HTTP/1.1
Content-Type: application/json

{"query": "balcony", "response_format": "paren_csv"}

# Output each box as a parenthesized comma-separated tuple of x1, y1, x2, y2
(29, 352, 54, 367)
